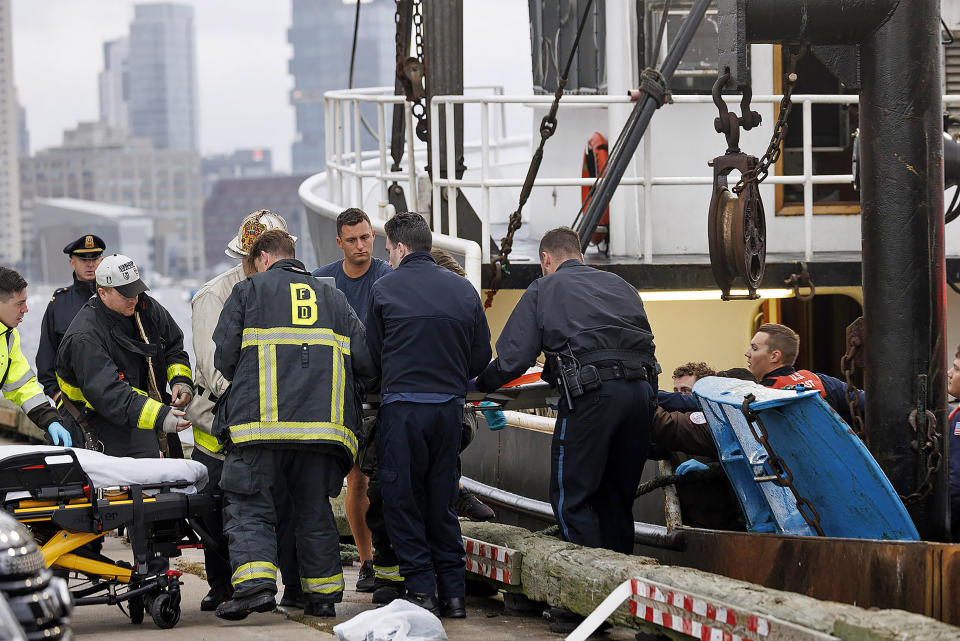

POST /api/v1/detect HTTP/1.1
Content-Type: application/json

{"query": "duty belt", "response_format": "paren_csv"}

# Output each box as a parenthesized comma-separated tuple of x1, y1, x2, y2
(596, 364, 628, 382)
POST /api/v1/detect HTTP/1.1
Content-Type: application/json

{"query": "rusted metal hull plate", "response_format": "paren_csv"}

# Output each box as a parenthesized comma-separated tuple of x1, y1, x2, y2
(639, 529, 960, 625)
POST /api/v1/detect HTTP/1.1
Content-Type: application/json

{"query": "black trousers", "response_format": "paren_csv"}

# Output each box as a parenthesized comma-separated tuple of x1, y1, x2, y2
(191, 449, 232, 592)
(221, 447, 345, 602)
(550, 378, 654, 554)
(378, 400, 464, 598)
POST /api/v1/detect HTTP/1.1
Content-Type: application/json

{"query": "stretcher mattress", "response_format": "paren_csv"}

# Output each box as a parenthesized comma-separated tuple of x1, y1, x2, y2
(0, 445, 208, 501)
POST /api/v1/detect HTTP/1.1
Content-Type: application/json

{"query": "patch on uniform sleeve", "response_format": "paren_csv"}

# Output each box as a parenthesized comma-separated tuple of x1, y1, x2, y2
(690, 411, 706, 425)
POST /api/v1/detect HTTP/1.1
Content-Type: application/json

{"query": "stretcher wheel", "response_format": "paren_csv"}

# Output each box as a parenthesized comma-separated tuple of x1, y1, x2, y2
(150, 592, 181, 629)
(129, 595, 145, 624)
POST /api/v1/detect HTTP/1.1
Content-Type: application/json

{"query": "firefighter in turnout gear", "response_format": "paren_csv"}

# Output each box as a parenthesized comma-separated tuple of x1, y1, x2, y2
(0, 268, 67, 445)
(55, 255, 194, 457)
(212, 230, 376, 621)
(185, 210, 299, 612)
(35, 234, 105, 404)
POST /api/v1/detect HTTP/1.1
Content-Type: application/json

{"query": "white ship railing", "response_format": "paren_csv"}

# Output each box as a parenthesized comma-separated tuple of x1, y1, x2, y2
(302, 86, 960, 285)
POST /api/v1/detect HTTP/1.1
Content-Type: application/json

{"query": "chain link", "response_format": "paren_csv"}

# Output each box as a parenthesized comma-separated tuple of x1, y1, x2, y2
(732, 51, 801, 195)
(741, 394, 825, 536)
(901, 408, 942, 506)
(395, 0, 428, 142)
(840, 317, 868, 443)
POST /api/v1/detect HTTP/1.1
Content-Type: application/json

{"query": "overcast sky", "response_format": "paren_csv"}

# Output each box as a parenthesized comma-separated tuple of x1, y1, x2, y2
(10, 0, 531, 173)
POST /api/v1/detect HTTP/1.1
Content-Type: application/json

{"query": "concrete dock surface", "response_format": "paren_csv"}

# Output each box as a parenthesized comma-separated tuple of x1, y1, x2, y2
(68, 536, 636, 640)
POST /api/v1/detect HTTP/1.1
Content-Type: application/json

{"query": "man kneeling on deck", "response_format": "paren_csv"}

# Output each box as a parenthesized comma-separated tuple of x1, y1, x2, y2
(212, 230, 376, 620)
(746, 323, 864, 425)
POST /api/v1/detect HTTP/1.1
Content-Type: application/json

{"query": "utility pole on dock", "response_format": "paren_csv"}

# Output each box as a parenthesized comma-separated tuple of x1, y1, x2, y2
(859, 0, 949, 540)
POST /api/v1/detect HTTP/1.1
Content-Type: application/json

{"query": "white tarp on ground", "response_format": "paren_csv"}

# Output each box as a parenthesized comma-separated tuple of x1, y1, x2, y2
(0, 445, 208, 499)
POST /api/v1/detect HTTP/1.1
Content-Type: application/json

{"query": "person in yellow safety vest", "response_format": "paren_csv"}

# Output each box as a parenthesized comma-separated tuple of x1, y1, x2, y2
(0, 268, 69, 446)
(185, 209, 301, 613)
(212, 230, 376, 621)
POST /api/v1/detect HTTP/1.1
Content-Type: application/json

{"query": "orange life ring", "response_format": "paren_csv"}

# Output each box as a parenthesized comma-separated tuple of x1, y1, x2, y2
(581, 132, 609, 245)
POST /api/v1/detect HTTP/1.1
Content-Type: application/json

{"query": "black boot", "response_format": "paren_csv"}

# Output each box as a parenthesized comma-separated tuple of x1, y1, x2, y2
(304, 601, 336, 617)
(355, 560, 375, 592)
(440, 596, 466, 618)
(200, 586, 232, 612)
(455, 487, 495, 521)
(372, 580, 406, 604)
(544, 606, 584, 634)
(404, 592, 440, 616)
(215, 590, 276, 621)
(279, 585, 306, 609)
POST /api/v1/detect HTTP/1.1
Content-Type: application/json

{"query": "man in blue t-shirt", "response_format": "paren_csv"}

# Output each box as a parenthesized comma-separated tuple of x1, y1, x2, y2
(312, 208, 391, 593)
(313, 208, 392, 322)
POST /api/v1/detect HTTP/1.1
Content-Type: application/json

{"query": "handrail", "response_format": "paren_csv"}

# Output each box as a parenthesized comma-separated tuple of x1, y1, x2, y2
(315, 84, 960, 268)
(298, 172, 482, 292)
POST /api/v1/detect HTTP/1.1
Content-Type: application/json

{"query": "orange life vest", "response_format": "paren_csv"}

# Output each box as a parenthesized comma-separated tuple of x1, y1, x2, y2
(581, 132, 609, 245)
(767, 369, 827, 399)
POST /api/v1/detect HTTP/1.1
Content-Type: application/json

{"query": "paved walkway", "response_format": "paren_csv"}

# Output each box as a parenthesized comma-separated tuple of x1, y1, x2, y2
(69, 537, 637, 640)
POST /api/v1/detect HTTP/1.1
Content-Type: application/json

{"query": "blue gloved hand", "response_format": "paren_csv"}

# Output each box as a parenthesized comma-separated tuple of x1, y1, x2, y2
(479, 402, 506, 431)
(467, 377, 479, 392)
(675, 459, 709, 476)
(47, 421, 72, 447)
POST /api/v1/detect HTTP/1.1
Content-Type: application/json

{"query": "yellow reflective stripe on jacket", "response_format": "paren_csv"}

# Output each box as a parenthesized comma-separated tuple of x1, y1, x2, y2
(136, 397, 164, 430)
(192, 427, 222, 454)
(1, 329, 46, 411)
(166, 362, 192, 382)
(331, 343, 344, 425)
(300, 573, 344, 594)
(257, 345, 279, 423)
(373, 565, 403, 582)
(229, 421, 358, 456)
(240, 327, 351, 353)
(56, 374, 94, 410)
(231, 561, 277, 587)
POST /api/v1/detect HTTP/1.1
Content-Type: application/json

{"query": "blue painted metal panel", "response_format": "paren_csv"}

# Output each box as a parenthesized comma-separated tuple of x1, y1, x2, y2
(693, 377, 919, 541)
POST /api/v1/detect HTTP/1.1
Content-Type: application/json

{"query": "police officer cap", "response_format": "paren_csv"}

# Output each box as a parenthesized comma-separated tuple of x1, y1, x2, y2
(63, 235, 106, 259)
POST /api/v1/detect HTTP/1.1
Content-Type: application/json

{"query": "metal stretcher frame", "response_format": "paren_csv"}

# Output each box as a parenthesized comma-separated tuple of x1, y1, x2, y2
(0, 448, 215, 629)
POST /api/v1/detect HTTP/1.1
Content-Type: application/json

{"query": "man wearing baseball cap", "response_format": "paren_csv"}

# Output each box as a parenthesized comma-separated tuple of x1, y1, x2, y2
(186, 210, 302, 612)
(55, 254, 194, 458)
(35, 234, 106, 407)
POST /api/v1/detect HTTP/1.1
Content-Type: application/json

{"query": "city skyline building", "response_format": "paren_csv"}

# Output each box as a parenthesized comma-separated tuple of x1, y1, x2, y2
(20, 121, 203, 278)
(128, 3, 199, 151)
(0, 0, 21, 266)
(201, 148, 273, 196)
(98, 37, 130, 131)
(287, 0, 394, 173)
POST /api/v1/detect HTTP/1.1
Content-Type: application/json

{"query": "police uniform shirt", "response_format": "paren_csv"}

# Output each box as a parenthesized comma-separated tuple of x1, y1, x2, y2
(36, 235, 105, 398)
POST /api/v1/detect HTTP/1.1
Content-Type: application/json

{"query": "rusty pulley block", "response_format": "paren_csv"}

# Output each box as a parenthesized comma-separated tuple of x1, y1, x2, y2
(708, 152, 766, 300)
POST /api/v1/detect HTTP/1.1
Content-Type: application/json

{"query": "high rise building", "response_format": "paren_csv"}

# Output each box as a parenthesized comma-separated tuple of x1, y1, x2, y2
(0, 0, 21, 266)
(127, 3, 198, 151)
(16, 103, 27, 157)
(201, 148, 273, 196)
(98, 37, 130, 131)
(288, 0, 395, 173)
(20, 122, 204, 277)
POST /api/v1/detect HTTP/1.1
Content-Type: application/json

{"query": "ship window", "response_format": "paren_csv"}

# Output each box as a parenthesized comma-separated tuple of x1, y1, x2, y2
(774, 46, 860, 216)
(645, 3, 719, 94)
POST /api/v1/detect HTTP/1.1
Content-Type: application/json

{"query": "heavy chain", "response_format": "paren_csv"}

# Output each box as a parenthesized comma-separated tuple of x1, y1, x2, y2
(741, 394, 825, 535)
(840, 316, 868, 443)
(732, 50, 802, 195)
(901, 388, 942, 507)
(484, 0, 596, 309)
(395, 0, 428, 141)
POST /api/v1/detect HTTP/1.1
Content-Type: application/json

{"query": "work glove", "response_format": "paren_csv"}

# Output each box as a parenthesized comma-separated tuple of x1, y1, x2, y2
(675, 459, 710, 476)
(170, 383, 193, 408)
(47, 422, 72, 447)
(162, 408, 192, 434)
(478, 401, 506, 431)
(466, 377, 479, 392)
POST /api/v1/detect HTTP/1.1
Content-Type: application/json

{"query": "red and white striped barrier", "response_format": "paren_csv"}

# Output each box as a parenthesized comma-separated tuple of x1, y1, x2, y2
(566, 578, 834, 641)
(463, 537, 522, 586)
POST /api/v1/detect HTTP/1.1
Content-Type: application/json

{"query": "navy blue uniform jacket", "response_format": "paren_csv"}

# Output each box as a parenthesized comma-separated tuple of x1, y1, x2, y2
(365, 252, 492, 396)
